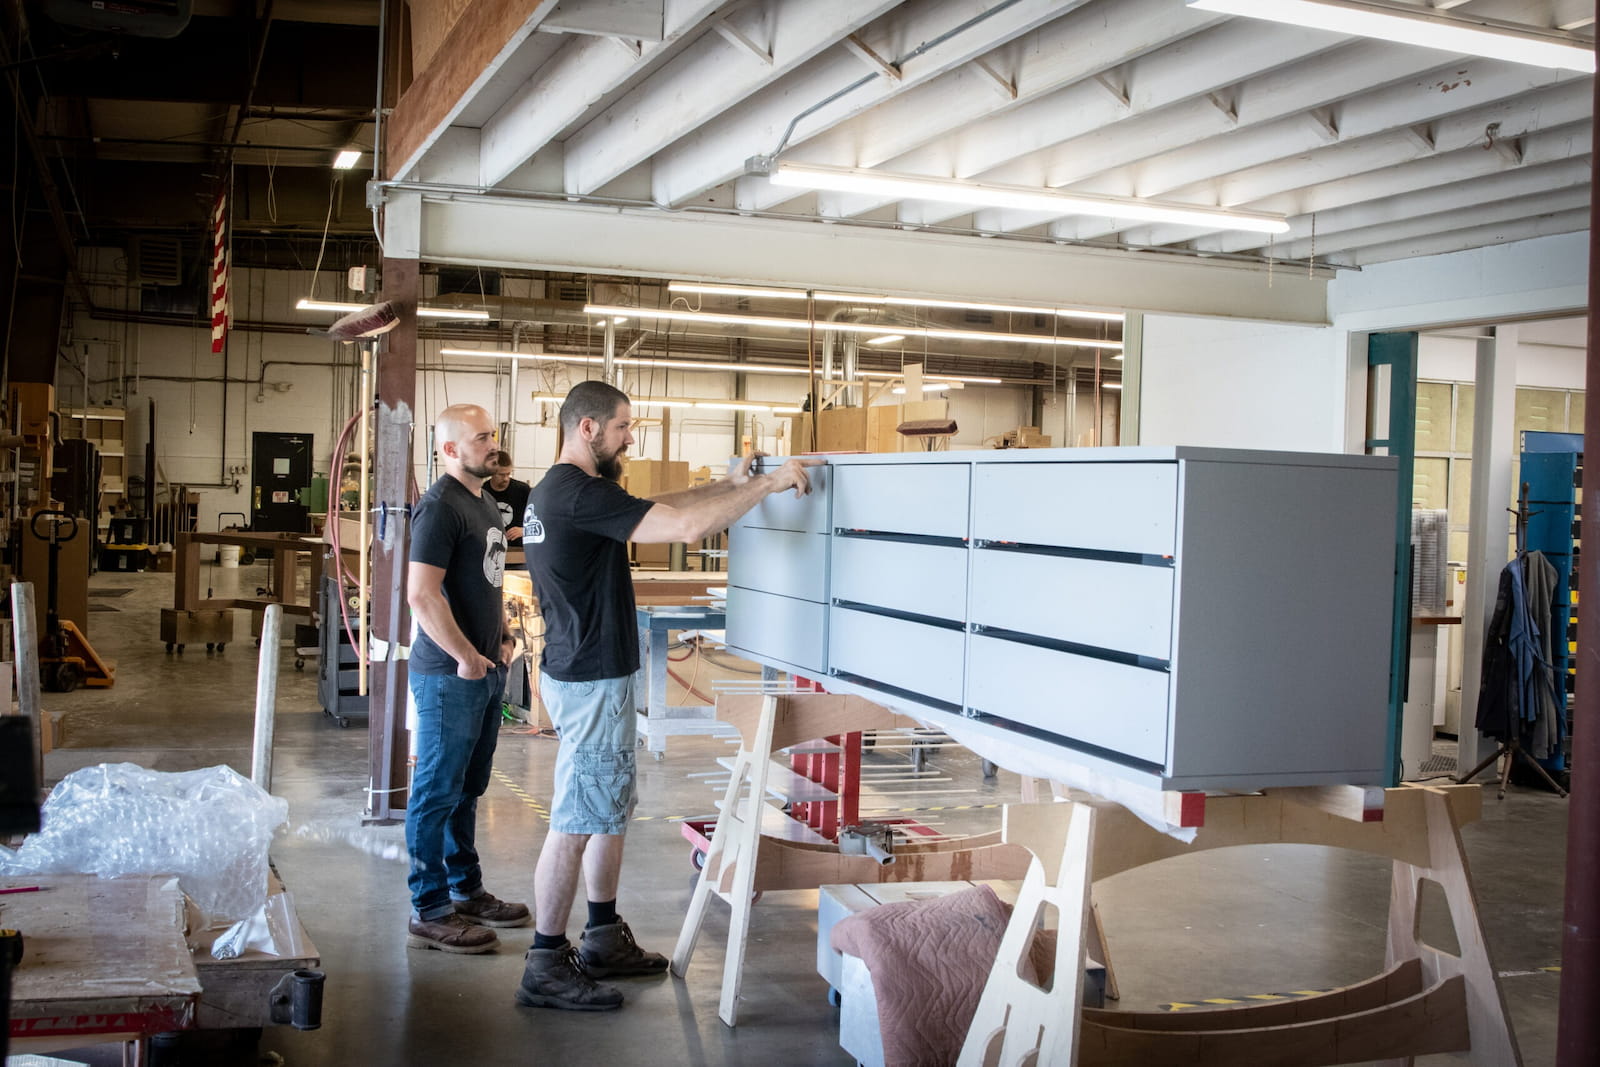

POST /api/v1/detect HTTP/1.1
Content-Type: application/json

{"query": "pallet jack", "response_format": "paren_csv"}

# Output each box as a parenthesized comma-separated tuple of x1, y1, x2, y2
(28, 510, 115, 692)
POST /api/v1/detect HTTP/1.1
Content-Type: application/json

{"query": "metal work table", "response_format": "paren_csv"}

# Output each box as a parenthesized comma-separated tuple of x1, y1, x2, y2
(634, 604, 732, 758)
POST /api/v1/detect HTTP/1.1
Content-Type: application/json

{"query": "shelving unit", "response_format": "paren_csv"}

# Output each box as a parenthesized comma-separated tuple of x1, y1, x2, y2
(60, 407, 127, 539)
(317, 573, 367, 728)
(1522, 430, 1582, 773)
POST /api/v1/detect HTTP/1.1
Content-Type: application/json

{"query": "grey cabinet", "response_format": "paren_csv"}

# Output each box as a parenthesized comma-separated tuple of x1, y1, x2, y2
(726, 447, 1398, 792)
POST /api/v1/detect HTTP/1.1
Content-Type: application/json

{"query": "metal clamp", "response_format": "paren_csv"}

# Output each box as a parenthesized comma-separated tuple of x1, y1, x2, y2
(838, 823, 895, 866)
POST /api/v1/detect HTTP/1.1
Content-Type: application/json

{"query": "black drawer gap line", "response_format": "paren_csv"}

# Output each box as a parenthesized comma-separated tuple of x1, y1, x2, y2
(975, 540, 1173, 568)
(831, 600, 966, 631)
(964, 711, 1166, 775)
(829, 672, 963, 715)
(972, 625, 1171, 672)
(834, 529, 968, 549)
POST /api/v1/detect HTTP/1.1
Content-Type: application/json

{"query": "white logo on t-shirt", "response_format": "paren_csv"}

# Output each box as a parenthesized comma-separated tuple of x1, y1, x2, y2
(494, 499, 514, 529)
(523, 502, 545, 544)
(483, 526, 507, 587)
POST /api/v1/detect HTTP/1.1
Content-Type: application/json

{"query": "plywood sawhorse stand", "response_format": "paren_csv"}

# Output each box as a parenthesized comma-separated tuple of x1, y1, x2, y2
(671, 692, 1035, 1027)
(960, 783, 1519, 1067)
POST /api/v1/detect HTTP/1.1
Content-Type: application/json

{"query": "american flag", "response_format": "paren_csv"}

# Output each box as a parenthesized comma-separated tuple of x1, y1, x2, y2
(209, 188, 228, 354)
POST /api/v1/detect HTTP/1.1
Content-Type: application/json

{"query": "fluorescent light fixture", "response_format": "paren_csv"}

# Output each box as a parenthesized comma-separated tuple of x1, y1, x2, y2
(857, 370, 1003, 385)
(891, 384, 953, 395)
(612, 316, 629, 325)
(332, 150, 362, 170)
(668, 282, 1123, 323)
(585, 304, 1121, 351)
(443, 348, 816, 376)
(1101, 382, 1124, 391)
(865, 334, 905, 346)
(529, 392, 798, 414)
(1190, 0, 1595, 72)
(298, 298, 490, 321)
(768, 162, 1291, 234)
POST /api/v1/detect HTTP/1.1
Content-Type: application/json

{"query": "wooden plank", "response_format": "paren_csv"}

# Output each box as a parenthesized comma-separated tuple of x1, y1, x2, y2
(1077, 975, 1469, 1066)
(1277, 784, 1388, 822)
(386, 0, 559, 177)
(716, 693, 913, 753)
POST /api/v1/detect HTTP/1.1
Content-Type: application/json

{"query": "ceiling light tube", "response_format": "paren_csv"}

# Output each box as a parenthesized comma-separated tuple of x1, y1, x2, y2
(298, 298, 490, 321)
(443, 348, 817, 375)
(768, 162, 1291, 234)
(1189, 0, 1595, 72)
(857, 370, 1003, 384)
(585, 304, 1122, 350)
(1101, 382, 1124, 391)
(332, 150, 362, 170)
(865, 334, 905, 346)
(891, 384, 953, 394)
(669, 282, 1123, 323)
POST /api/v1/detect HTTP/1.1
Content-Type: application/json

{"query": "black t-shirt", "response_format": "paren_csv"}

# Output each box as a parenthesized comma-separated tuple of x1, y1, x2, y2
(408, 474, 508, 675)
(484, 478, 531, 547)
(523, 463, 654, 682)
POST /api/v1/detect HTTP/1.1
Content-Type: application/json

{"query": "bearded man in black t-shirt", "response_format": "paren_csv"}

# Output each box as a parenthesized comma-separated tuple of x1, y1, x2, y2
(514, 380, 818, 1012)
(484, 449, 531, 548)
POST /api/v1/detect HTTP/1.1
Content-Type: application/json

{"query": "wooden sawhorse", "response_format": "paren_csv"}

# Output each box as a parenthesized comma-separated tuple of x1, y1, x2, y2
(962, 783, 1518, 1066)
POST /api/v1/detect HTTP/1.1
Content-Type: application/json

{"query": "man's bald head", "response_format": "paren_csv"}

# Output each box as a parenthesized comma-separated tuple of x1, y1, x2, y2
(436, 404, 491, 450)
(435, 404, 497, 484)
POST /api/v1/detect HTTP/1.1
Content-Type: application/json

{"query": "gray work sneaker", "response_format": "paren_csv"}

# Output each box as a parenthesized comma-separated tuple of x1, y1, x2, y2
(454, 892, 531, 928)
(515, 945, 624, 1011)
(407, 913, 498, 954)
(578, 920, 669, 978)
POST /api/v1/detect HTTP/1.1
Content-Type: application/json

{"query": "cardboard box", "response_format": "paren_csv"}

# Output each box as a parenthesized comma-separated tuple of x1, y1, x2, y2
(152, 549, 175, 573)
(787, 405, 903, 454)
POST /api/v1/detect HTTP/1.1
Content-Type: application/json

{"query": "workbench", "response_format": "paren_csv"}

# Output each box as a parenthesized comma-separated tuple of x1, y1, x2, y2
(172, 530, 325, 618)
(634, 603, 732, 756)
(5, 872, 321, 1060)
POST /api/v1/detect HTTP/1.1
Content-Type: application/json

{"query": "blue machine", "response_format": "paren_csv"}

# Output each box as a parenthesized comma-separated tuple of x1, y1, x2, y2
(1521, 430, 1582, 772)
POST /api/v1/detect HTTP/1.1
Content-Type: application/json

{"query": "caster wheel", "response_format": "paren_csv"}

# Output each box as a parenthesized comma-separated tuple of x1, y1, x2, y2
(653, 750, 664, 761)
(691, 849, 707, 871)
(52, 662, 81, 692)
(827, 987, 842, 1009)
(981, 759, 997, 780)
(912, 745, 928, 773)
(216, 643, 226, 653)
(256, 587, 268, 596)
(177, 644, 185, 655)
(205, 643, 215, 653)
(165, 643, 175, 655)
(294, 657, 305, 671)
(337, 716, 351, 728)
(254, 639, 261, 649)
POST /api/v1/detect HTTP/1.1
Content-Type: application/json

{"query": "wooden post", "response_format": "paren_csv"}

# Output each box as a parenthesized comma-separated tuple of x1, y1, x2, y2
(10, 582, 43, 791)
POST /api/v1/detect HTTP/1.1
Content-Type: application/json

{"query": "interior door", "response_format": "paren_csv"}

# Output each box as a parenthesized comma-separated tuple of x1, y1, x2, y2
(251, 431, 313, 533)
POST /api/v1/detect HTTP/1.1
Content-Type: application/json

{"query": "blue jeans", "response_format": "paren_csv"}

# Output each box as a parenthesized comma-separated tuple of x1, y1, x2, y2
(405, 667, 505, 920)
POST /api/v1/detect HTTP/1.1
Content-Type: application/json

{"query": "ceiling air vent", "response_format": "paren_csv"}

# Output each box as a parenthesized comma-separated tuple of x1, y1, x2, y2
(132, 236, 183, 286)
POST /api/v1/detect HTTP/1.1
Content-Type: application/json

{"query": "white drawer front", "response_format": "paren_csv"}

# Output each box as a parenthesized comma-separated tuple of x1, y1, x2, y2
(726, 586, 827, 677)
(833, 464, 969, 539)
(830, 538, 967, 622)
(971, 463, 1177, 556)
(969, 550, 1174, 660)
(728, 527, 828, 602)
(737, 462, 832, 533)
(828, 606, 965, 707)
(966, 636, 1169, 766)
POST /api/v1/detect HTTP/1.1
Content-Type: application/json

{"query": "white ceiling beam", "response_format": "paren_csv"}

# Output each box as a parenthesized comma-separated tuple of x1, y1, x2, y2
(477, 0, 730, 189)
(1052, 62, 1587, 242)
(653, 0, 1084, 209)
(1128, 124, 1590, 250)
(1277, 187, 1590, 261)
(1128, 156, 1591, 252)
(731, 0, 1219, 215)
(565, 0, 906, 195)
(890, 35, 1450, 229)
(974, 59, 1019, 101)
(842, 33, 901, 82)
(713, 18, 772, 64)
(415, 197, 1332, 323)
(1350, 207, 1591, 265)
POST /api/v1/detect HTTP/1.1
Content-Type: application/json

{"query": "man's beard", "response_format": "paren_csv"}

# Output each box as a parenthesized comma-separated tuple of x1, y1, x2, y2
(591, 441, 624, 482)
(463, 459, 495, 480)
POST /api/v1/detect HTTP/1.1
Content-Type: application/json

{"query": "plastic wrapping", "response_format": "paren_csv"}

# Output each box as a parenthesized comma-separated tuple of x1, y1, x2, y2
(0, 763, 289, 925)
(212, 891, 310, 960)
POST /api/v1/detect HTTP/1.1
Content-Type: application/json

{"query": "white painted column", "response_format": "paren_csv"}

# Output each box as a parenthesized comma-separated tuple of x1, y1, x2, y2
(1457, 326, 1518, 774)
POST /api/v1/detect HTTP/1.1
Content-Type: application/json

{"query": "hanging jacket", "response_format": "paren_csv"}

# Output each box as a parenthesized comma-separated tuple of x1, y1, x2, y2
(1475, 552, 1560, 756)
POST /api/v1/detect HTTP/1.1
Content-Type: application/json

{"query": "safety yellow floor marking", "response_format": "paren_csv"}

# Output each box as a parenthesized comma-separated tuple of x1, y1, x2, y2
(1160, 988, 1328, 1012)
(492, 769, 550, 823)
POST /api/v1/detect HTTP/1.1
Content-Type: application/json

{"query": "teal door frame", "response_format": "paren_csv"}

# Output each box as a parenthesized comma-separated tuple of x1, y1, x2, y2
(1367, 331, 1418, 786)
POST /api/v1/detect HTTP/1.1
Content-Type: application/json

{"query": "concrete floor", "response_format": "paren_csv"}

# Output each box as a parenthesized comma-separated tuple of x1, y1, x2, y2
(25, 563, 1572, 1066)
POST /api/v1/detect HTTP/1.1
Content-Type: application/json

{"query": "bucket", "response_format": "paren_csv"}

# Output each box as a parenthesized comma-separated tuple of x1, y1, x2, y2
(218, 545, 241, 568)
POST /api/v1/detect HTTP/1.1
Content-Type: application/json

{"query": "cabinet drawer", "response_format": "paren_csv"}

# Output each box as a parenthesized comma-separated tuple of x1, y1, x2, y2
(830, 537, 966, 622)
(833, 464, 969, 539)
(725, 586, 827, 676)
(966, 636, 1169, 767)
(970, 550, 1173, 660)
(736, 461, 832, 533)
(728, 527, 828, 602)
(828, 606, 964, 708)
(971, 462, 1177, 556)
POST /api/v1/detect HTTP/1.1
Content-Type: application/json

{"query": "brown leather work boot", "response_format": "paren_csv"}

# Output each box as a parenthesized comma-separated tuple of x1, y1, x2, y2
(407, 913, 498, 954)
(515, 945, 624, 1011)
(454, 891, 531, 928)
(578, 920, 668, 978)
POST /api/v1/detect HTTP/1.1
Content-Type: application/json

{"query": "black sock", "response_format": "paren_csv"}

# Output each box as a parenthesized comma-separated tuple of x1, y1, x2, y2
(533, 932, 568, 951)
(586, 899, 618, 929)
